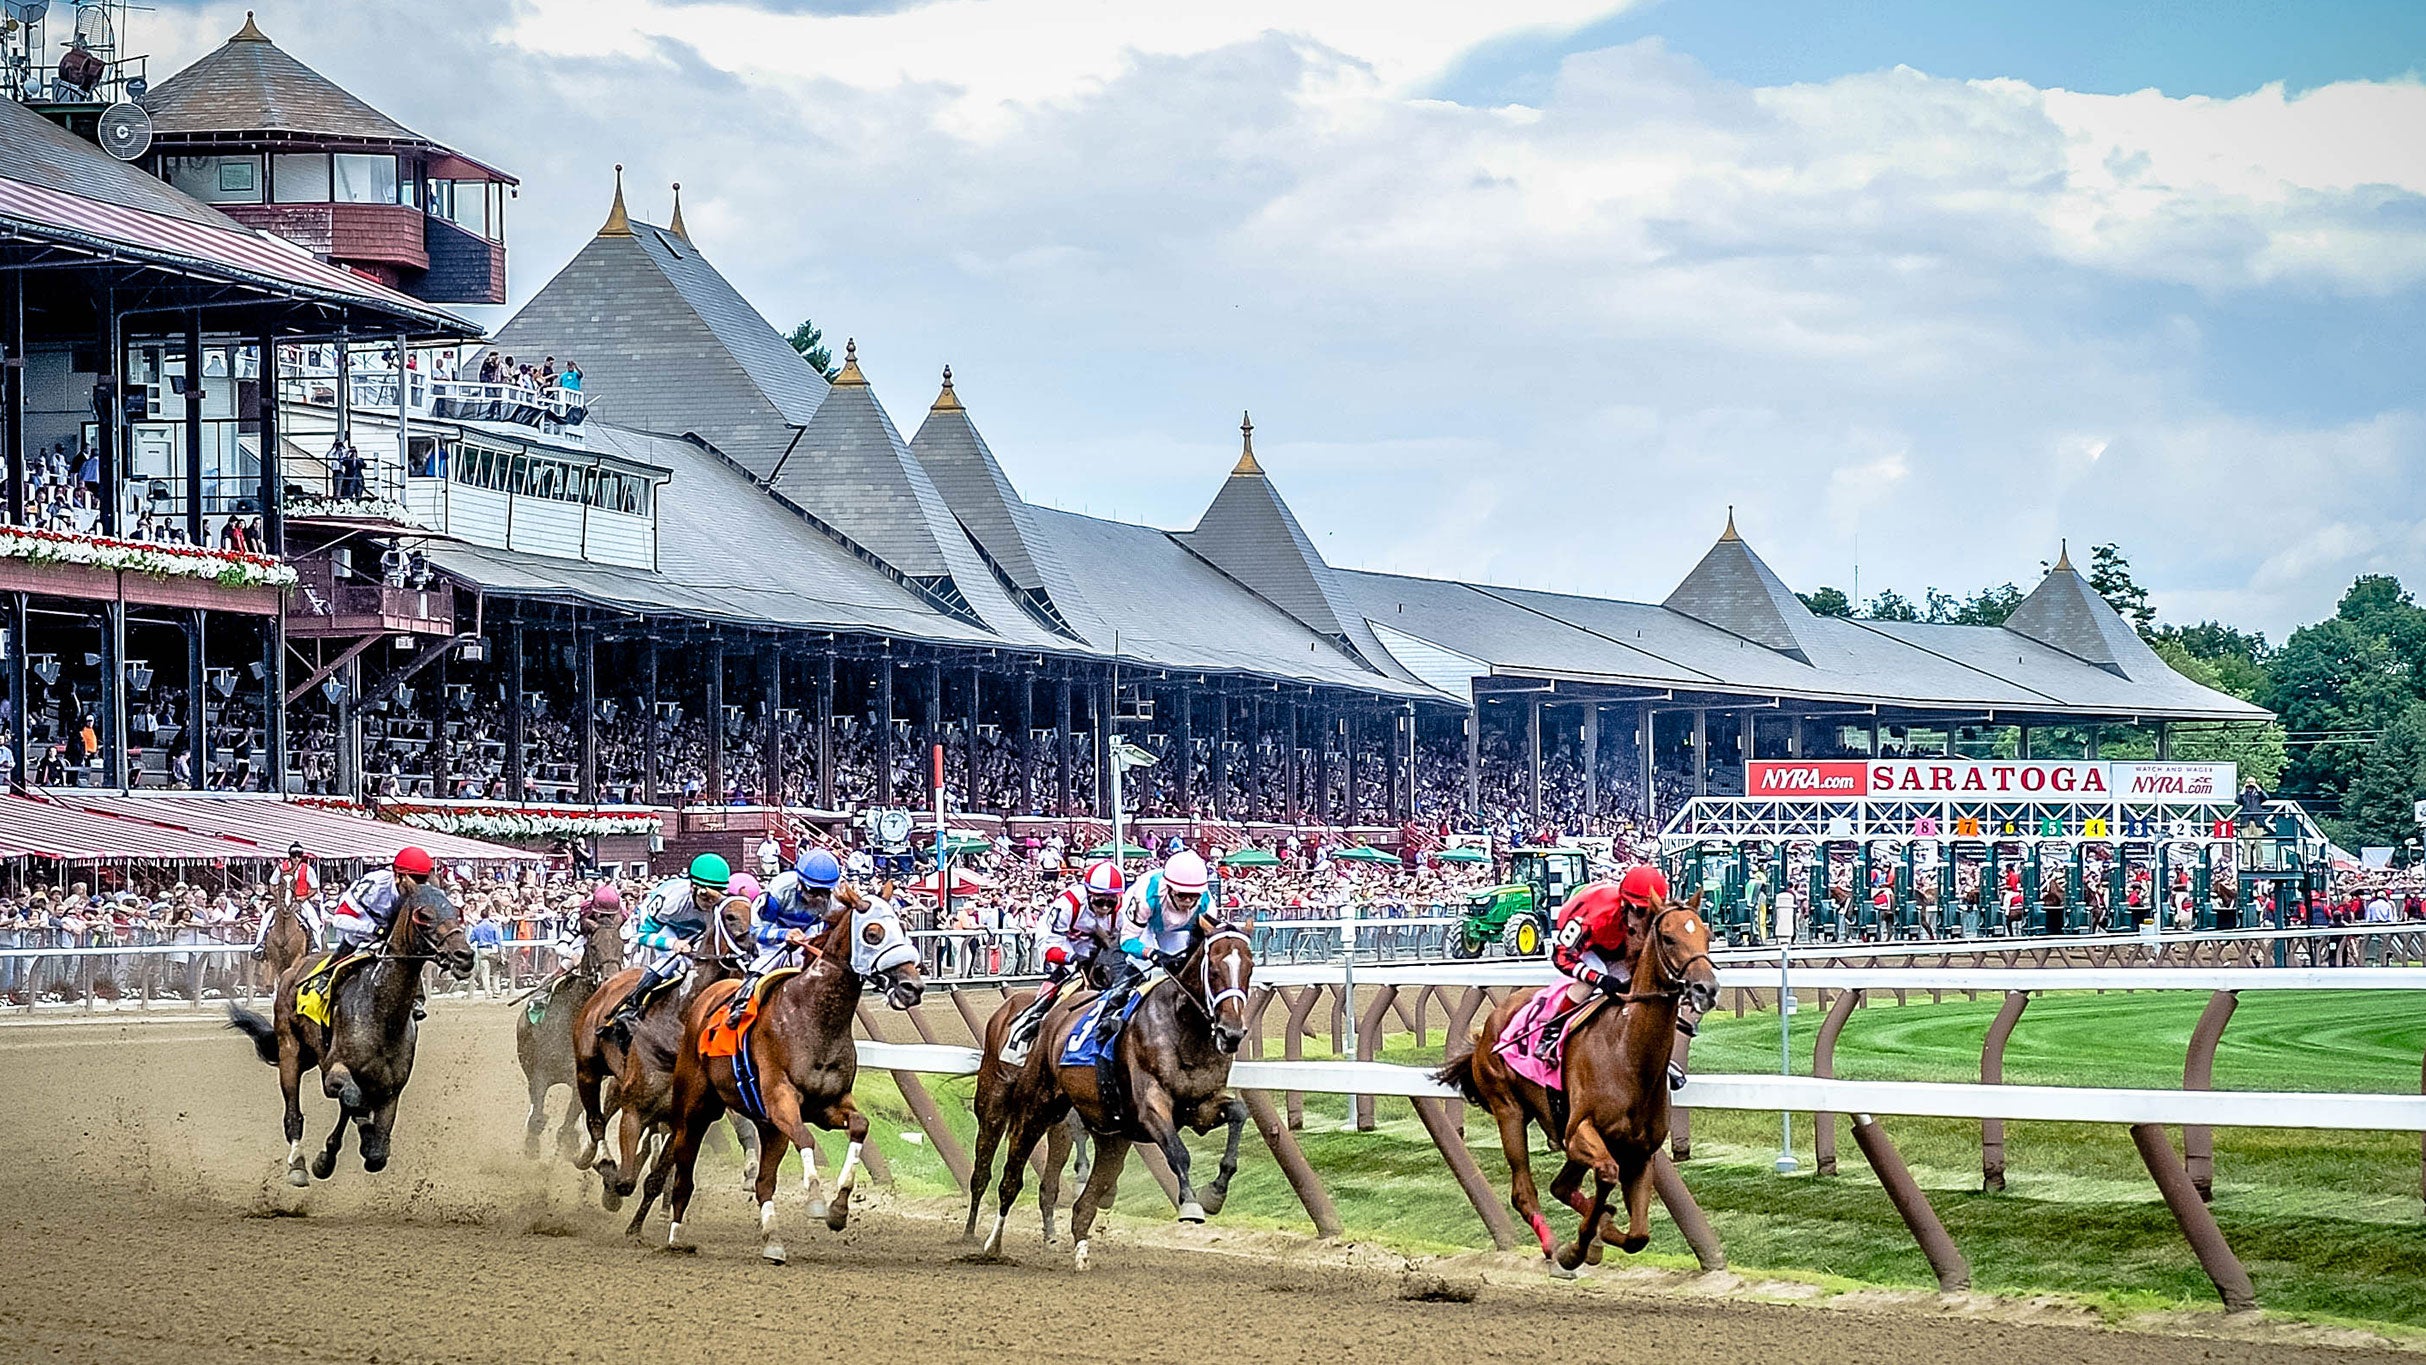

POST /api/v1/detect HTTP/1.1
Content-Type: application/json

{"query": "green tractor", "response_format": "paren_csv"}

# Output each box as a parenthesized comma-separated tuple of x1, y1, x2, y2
(1448, 847, 1590, 959)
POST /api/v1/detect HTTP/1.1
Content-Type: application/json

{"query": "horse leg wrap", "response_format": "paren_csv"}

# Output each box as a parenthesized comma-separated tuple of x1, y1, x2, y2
(759, 1201, 785, 1264)
(983, 1211, 1007, 1257)
(836, 1141, 863, 1195)
(1527, 1211, 1556, 1257)
(1073, 1237, 1091, 1271)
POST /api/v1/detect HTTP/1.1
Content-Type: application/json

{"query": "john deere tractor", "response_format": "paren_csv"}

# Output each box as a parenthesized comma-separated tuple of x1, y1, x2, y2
(1448, 847, 1590, 958)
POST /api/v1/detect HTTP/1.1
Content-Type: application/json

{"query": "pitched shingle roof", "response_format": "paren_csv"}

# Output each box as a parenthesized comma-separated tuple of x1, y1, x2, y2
(2000, 544, 2171, 681)
(1662, 510, 1817, 662)
(142, 14, 430, 146)
(907, 368, 1087, 637)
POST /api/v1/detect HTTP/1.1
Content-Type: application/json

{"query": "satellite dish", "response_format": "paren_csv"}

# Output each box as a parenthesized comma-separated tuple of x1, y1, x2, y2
(96, 100, 149, 159)
(122, 72, 143, 99)
(19, 2, 50, 26)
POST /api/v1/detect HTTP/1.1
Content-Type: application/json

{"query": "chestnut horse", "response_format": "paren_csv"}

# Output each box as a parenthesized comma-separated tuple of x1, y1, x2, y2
(967, 927, 1253, 1270)
(1437, 893, 1718, 1271)
(258, 893, 312, 981)
(656, 893, 924, 1259)
(569, 894, 753, 1215)
(514, 907, 624, 1159)
(227, 884, 474, 1186)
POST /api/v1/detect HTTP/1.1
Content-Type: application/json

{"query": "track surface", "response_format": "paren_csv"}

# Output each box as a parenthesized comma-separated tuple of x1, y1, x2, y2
(0, 1008, 2405, 1364)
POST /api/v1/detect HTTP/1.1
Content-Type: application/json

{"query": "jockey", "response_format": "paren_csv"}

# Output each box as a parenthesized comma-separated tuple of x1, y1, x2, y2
(1548, 866, 1691, 1090)
(325, 845, 435, 961)
(250, 841, 323, 958)
(551, 882, 620, 976)
(1090, 850, 1215, 1052)
(605, 853, 732, 1042)
(726, 849, 848, 1026)
(999, 858, 1123, 1063)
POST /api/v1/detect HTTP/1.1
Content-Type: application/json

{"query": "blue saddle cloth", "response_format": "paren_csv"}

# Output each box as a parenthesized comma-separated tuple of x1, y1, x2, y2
(1058, 985, 1149, 1068)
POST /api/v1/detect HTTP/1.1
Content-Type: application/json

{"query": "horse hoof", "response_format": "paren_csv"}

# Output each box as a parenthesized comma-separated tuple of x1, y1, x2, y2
(805, 1199, 829, 1222)
(824, 1202, 850, 1233)
(362, 1156, 388, 1175)
(1620, 1235, 1650, 1255)
(1177, 1201, 1207, 1224)
(309, 1154, 336, 1180)
(286, 1168, 310, 1188)
(1073, 1239, 1091, 1272)
(601, 1188, 625, 1213)
(1199, 1191, 1228, 1217)
(1555, 1242, 1588, 1271)
(762, 1242, 786, 1265)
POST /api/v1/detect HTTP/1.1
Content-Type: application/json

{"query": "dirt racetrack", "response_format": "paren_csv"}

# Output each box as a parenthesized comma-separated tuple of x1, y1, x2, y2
(0, 1005, 2409, 1365)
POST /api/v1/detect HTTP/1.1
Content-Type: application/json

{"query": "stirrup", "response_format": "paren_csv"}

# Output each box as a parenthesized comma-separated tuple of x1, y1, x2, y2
(1667, 1061, 1687, 1092)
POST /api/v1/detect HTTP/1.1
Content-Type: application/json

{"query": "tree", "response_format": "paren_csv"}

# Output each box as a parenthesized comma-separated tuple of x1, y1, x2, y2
(2334, 574, 2426, 700)
(2265, 618, 2410, 806)
(786, 319, 839, 381)
(2155, 620, 2271, 702)
(2087, 542, 2154, 634)
(1951, 583, 2023, 627)
(1863, 590, 1919, 622)
(2339, 701, 2426, 849)
(1797, 586, 1853, 618)
(2150, 639, 2288, 786)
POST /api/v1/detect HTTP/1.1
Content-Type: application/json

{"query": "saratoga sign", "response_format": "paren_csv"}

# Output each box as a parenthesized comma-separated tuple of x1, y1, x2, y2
(1744, 759, 2236, 801)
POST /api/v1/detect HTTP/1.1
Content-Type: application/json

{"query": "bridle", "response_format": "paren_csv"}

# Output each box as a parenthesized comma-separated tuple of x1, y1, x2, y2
(1176, 927, 1252, 1022)
(1618, 902, 1713, 1004)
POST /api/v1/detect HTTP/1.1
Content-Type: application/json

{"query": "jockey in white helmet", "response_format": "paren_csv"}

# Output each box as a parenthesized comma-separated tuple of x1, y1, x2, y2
(1087, 849, 1216, 1053)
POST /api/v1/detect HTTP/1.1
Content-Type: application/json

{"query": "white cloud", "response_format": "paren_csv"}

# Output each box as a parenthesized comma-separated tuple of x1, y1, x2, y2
(155, 2, 2426, 638)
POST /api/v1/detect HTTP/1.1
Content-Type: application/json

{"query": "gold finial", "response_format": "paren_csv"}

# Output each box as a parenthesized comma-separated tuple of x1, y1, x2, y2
(233, 10, 268, 41)
(2054, 538, 2073, 572)
(1720, 505, 1741, 542)
(931, 364, 961, 411)
(833, 338, 866, 386)
(669, 181, 687, 240)
(1232, 410, 1262, 476)
(598, 164, 633, 238)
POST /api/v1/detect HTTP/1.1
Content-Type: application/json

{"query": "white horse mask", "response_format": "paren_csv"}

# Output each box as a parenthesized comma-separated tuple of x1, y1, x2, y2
(850, 898, 919, 978)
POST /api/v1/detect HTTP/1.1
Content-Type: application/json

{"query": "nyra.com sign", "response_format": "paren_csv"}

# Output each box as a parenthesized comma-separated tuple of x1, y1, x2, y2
(1745, 760, 2236, 800)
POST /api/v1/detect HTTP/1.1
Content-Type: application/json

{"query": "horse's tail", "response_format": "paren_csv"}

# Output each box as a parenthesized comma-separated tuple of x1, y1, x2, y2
(1431, 1044, 1485, 1105)
(226, 1004, 279, 1065)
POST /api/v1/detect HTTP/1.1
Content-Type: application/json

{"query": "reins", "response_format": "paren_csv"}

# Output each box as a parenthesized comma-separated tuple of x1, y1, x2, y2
(1176, 928, 1252, 1021)
(1615, 904, 1712, 1004)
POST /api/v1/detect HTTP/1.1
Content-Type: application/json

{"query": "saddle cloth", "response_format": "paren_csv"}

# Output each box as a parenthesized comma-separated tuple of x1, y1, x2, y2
(1057, 976, 1157, 1068)
(1493, 984, 1606, 1091)
(295, 952, 370, 1028)
(697, 967, 801, 1060)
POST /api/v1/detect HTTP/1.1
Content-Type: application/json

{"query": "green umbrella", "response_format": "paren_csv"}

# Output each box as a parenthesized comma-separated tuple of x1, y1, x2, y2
(936, 834, 991, 856)
(1333, 845, 1401, 864)
(1086, 841, 1155, 859)
(1435, 846, 1489, 864)
(1221, 848, 1281, 868)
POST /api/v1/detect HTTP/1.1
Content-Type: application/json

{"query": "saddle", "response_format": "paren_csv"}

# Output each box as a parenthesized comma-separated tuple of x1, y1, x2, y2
(1494, 984, 1608, 1093)
(1062, 975, 1161, 1137)
(697, 967, 800, 1061)
(295, 952, 372, 1029)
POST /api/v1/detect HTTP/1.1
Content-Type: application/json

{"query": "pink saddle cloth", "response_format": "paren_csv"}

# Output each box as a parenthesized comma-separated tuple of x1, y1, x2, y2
(1493, 983, 1571, 1090)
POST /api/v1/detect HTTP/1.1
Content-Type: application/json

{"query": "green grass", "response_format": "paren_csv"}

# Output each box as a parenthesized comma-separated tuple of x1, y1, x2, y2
(786, 991, 2426, 1328)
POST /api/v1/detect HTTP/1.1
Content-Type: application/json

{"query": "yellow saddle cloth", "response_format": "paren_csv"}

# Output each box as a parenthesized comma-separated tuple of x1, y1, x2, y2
(295, 953, 371, 1028)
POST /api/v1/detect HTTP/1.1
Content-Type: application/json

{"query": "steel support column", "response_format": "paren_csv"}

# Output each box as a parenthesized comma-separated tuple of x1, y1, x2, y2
(817, 652, 836, 810)
(643, 642, 661, 805)
(1055, 675, 1072, 816)
(183, 315, 204, 545)
(577, 627, 598, 804)
(99, 599, 124, 787)
(1464, 699, 1479, 818)
(184, 610, 206, 790)
(256, 328, 283, 554)
(761, 646, 783, 806)
(1015, 673, 1033, 814)
(1175, 685, 1193, 815)
(97, 286, 120, 536)
(1583, 703, 1600, 818)
(1526, 696, 1542, 824)
(1694, 707, 1709, 797)
(5, 594, 25, 787)
(503, 618, 526, 802)
(2, 273, 22, 527)
(877, 657, 896, 806)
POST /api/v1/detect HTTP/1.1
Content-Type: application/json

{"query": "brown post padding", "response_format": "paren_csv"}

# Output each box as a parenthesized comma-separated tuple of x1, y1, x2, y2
(1283, 985, 1324, 1129)
(856, 1002, 971, 1190)
(1355, 984, 1399, 1130)
(1446, 986, 1487, 1042)
(1331, 983, 1348, 1056)
(1852, 1114, 1970, 1292)
(1244, 1088, 1343, 1237)
(2182, 989, 2238, 1201)
(1980, 990, 2029, 1191)
(949, 984, 996, 1046)
(1813, 987, 1863, 1176)
(1412, 1095, 1519, 1250)
(1244, 985, 1278, 1059)
(902, 999, 947, 1046)
(1651, 1151, 1725, 1270)
(1412, 984, 1442, 1048)
(1668, 1029, 1694, 1161)
(2130, 1123, 2258, 1311)
(1130, 1131, 1185, 1207)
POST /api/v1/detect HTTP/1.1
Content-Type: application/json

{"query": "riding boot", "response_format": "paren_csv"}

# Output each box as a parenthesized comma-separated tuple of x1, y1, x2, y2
(1667, 1060, 1688, 1091)
(726, 973, 760, 1027)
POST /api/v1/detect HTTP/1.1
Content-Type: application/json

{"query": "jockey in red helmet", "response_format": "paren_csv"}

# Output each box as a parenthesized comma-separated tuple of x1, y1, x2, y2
(998, 859, 1125, 1066)
(1548, 865, 1691, 1090)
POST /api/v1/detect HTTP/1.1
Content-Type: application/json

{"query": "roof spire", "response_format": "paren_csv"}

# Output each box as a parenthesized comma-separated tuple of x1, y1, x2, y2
(668, 181, 687, 240)
(931, 364, 962, 411)
(1720, 505, 1740, 542)
(233, 10, 268, 41)
(1232, 410, 1262, 476)
(833, 338, 866, 386)
(598, 164, 633, 238)
(2054, 538, 2073, 572)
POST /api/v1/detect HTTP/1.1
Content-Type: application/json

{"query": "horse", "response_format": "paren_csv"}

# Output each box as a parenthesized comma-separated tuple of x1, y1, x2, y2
(967, 926, 1253, 1270)
(514, 908, 624, 1159)
(655, 893, 924, 1259)
(569, 893, 754, 1216)
(259, 893, 312, 980)
(226, 885, 474, 1186)
(1436, 892, 1719, 1272)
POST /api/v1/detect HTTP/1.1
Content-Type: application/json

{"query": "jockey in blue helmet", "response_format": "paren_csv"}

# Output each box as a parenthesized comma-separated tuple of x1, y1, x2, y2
(727, 848, 849, 1025)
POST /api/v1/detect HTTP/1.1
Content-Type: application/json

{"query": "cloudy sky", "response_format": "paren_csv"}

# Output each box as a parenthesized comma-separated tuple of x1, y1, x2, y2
(149, 1, 2426, 639)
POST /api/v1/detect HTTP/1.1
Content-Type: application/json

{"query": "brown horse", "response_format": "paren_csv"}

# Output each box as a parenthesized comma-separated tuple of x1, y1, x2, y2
(569, 894, 753, 1214)
(258, 893, 312, 981)
(1437, 893, 1718, 1272)
(968, 927, 1253, 1269)
(655, 893, 924, 1259)
(514, 907, 624, 1159)
(227, 885, 474, 1185)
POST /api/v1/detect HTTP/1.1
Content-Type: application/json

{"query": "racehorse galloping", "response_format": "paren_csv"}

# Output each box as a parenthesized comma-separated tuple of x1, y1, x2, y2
(227, 885, 473, 1185)
(258, 894, 312, 981)
(656, 893, 923, 1260)
(569, 893, 753, 1215)
(515, 900, 625, 1159)
(1437, 892, 1718, 1271)
(968, 926, 1253, 1269)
